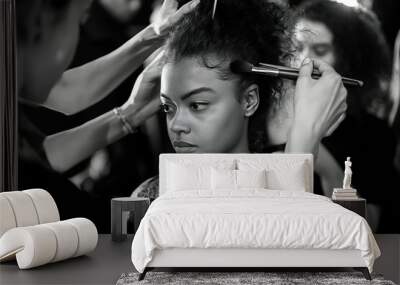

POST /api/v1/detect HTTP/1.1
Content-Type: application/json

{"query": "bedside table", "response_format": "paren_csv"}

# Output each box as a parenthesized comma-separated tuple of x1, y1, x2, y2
(111, 197, 150, 242)
(332, 198, 366, 218)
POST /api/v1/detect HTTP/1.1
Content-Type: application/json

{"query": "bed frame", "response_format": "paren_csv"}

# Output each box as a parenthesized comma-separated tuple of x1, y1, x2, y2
(139, 248, 371, 280)
(137, 154, 372, 281)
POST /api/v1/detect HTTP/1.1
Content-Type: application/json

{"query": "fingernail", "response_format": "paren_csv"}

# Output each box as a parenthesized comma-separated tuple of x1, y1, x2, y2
(302, 58, 311, 65)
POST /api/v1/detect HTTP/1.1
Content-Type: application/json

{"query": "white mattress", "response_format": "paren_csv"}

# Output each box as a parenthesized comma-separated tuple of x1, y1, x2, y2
(131, 190, 380, 273)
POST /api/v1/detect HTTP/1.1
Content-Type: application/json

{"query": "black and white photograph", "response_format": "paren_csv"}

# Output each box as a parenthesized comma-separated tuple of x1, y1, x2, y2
(1, 0, 400, 284)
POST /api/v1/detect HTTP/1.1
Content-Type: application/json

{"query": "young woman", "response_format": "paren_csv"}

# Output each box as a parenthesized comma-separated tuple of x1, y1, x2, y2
(133, 0, 347, 199)
(16, 0, 199, 232)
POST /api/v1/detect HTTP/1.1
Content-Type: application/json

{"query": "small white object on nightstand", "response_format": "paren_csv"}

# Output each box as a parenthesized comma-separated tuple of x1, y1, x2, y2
(332, 157, 359, 200)
(343, 157, 353, 190)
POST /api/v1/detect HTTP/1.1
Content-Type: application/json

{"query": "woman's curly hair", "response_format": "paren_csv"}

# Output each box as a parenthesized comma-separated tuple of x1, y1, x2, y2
(294, 0, 392, 120)
(165, 0, 292, 152)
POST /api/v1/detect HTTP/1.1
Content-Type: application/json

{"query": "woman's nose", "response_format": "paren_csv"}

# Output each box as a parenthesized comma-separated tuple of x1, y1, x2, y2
(169, 110, 191, 135)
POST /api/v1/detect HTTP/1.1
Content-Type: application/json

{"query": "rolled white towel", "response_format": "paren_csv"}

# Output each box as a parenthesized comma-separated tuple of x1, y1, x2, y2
(0, 191, 39, 228)
(0, 226, 57, 268)
(0, 195, 17, 237)
(23, 189, 59, 224)
(0, 189, 60, 238)
(64, 218, 98, 257)
(0, 218, 98, 269)
(42, 221, 79, 263)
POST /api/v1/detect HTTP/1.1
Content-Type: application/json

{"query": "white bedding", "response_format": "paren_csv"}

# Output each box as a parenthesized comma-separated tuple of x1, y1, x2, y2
(131, 190, 380, 273)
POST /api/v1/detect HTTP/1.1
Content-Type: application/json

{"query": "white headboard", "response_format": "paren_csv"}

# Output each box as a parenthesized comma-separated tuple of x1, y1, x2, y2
(159, 153, 313, 195)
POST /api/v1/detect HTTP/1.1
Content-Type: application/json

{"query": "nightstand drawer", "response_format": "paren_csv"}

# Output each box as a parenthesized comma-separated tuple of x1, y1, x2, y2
(332, 198, 366, 218)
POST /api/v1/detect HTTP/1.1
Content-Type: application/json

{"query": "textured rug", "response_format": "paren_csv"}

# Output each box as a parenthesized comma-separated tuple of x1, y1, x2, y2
(116, 271, 396, 285)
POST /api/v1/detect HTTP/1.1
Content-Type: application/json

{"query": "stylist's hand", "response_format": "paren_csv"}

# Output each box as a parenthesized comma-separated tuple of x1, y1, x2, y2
(153, 0, 200, 36)
(120, 51, 165, 128)
(285, 58, 347, 156)
(293, 58, 347, 139)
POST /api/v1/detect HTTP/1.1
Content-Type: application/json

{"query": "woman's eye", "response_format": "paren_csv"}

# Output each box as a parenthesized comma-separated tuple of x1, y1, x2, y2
(313, 44, 331, 57)
(190, 102, 208, 111)
(160, 103, 173, 113)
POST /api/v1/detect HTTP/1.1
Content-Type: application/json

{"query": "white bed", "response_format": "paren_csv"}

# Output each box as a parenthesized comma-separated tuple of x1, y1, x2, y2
(131, 154, 380, 280)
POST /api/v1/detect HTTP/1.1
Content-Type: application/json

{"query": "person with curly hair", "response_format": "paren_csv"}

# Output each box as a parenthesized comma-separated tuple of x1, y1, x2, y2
(267, 0, 399, 232)
(133, 0, 347, 200)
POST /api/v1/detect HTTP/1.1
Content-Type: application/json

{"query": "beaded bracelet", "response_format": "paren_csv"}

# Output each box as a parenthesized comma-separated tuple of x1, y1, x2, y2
(113, 107, 137, 135)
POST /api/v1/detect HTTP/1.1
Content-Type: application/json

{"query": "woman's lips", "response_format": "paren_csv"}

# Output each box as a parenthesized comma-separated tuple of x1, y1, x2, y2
(173, 141, 196, 148)
(173, 141, 198, 152)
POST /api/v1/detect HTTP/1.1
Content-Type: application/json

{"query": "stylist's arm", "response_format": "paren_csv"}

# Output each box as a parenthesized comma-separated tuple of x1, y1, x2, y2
(45, 0, 200, 115)
(285, 58, 348, 157)
(41, 0, 200, 173)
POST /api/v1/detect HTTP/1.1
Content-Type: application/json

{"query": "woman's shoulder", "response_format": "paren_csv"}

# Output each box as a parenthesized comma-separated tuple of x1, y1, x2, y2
(131, 175, 159, 200)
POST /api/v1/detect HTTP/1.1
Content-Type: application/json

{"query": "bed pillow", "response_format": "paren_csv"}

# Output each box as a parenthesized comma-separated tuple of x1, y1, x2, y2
(237, 159, 308, 191)
(166, 162, 211, 191)
(236, 169, 267, 189)
(266, 166, 307, 191)
(165, 159, 236, 192)
(211, 168, 267, 190)
(166, 160, 236, 192)
(211, 168, 236, 190)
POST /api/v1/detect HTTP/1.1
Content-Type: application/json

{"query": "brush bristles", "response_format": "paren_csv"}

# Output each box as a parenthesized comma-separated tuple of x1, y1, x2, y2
(230, 60, 253, 74)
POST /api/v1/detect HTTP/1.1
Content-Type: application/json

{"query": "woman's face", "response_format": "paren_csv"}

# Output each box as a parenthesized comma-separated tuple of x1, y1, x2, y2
(292, 18, 336, 68)
(160, 57, 250, 153)
(20, 0, 92, 103)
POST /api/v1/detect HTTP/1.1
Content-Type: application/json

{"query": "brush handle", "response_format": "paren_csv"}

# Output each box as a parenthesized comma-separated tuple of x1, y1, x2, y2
(278, 70, 363, 87)
(257, 63, 363, 87)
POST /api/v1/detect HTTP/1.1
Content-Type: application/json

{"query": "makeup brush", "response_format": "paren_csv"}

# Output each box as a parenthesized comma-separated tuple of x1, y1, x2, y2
(230, 60, 364, 87)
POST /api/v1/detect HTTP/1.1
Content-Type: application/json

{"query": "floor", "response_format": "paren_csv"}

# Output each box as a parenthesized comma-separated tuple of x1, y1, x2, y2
(374, 234, 400, 284)
(0, 234, 399, 284)
(0, 235, 134, 284)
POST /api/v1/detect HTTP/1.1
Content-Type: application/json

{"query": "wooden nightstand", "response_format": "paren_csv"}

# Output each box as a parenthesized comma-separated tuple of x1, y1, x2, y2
(332, 198, 366, 218)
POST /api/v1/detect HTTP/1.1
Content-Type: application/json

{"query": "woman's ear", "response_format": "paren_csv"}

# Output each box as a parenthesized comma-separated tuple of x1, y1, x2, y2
(241, 84, 260, 117)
